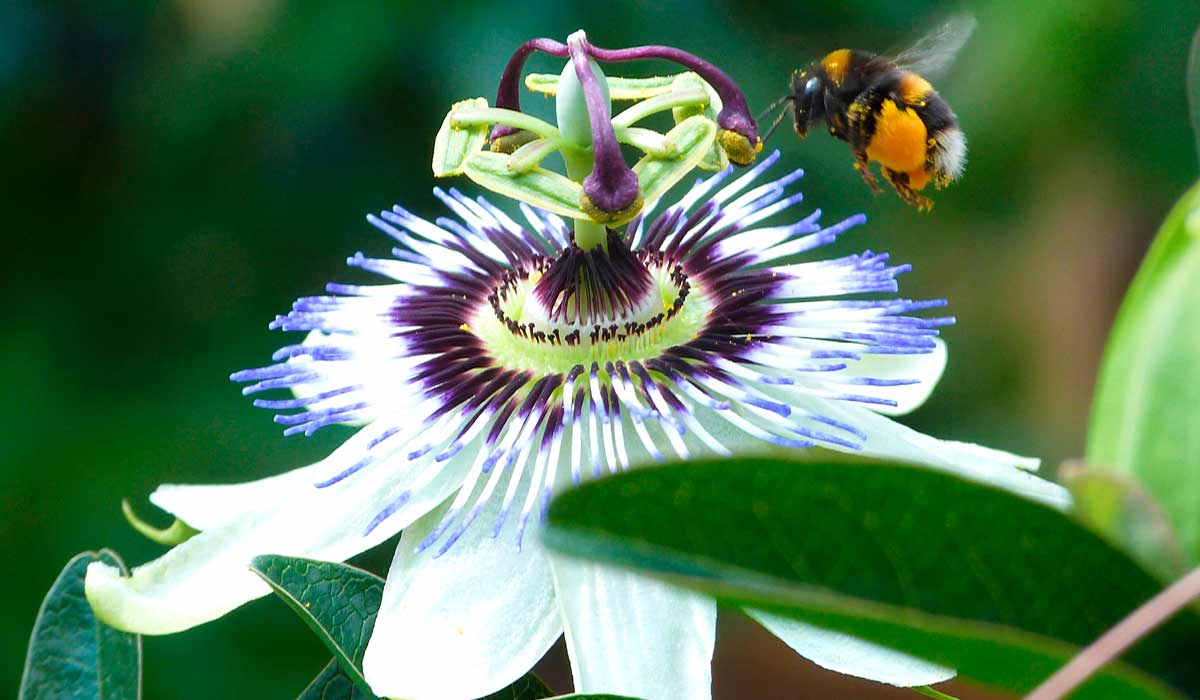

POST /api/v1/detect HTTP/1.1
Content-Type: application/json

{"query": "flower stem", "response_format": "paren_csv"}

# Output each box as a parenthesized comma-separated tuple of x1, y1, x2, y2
(562, 148, 606, 250)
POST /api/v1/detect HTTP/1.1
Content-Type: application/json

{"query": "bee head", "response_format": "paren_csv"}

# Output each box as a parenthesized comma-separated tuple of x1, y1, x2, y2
(790, 69, 825, 139)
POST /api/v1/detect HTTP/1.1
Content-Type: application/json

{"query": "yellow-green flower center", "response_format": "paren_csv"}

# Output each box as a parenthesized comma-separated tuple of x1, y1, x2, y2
(471, 258, 710, 375)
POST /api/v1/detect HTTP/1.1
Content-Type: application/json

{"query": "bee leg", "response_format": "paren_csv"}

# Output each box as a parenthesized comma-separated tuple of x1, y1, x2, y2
(852, 150, 881, 194)
(882, 167, 934, 211)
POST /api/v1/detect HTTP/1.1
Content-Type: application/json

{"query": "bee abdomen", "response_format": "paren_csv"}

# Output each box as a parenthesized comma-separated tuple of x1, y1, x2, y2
(928, 126, 967, 185)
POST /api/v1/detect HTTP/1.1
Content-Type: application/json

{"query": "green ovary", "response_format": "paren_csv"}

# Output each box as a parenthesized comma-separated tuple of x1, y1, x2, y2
(471, 264, 711, 375)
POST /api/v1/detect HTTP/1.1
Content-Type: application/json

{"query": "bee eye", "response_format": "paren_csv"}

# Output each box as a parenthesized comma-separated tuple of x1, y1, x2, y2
(804, 77, 820, 96)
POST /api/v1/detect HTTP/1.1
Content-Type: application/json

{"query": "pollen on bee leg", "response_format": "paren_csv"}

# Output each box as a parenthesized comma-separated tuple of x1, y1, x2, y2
(906, 167, 930, 191)
(882, 167, 934, 211)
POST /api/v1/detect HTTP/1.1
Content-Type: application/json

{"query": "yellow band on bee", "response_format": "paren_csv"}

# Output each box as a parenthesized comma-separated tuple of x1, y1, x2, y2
(821, 49, 852, 85)
(898, 72, 934, 105)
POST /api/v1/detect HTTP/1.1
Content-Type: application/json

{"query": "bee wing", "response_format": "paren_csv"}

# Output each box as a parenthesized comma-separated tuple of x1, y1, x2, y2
(1188, 25, 1200, 166)
(892, 13, 977, 81)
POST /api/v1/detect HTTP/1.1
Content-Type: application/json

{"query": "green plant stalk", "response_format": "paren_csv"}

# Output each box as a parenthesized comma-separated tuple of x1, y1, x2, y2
(555, 55, 609, 251)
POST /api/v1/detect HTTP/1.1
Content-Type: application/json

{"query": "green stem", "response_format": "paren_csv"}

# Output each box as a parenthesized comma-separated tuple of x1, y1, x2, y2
(611, 87, 709, 129)
(555, 46, 612, 251)
(615, 126, 675, 158)
(912, 686, 961, 700)
(452, 108, 561, 141)
(562, 148, 607, 250)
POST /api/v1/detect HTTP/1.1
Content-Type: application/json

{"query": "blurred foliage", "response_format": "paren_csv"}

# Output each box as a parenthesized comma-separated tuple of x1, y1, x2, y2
(2, 0, 1198, 697)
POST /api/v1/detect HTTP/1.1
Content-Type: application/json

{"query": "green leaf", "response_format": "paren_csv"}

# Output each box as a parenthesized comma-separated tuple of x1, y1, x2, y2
(463, 151, 590, 220)
(526, 73, 676, 101)
(298, 659, 376, 700)
(251, 555, 384, 694)
(543, 458, 1200, 699)
(20, 550, 142, 700)
(1088, 182, 1200, 560)
(633, 115, 717, 205)
(433, 97, 491, 177)
(1061, 462, 1190, 582)
(669, 73, 727, 172)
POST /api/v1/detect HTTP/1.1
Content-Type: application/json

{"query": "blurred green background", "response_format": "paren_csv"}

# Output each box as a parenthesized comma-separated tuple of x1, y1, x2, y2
(4, 0, 1199, 697)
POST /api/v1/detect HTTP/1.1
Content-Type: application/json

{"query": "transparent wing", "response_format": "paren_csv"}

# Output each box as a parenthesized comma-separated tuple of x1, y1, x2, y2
(893, 13, 977, 81)
(1189, 25, 1200, 166)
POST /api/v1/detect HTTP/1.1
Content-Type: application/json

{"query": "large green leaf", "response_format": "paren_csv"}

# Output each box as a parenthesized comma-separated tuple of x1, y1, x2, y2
(1088, 182, 1200, 560)
(20, 550, 142, 700)
(251, 555, 384, 693)
(298, 659, 375, 700)
(543, 458, 1200, 699)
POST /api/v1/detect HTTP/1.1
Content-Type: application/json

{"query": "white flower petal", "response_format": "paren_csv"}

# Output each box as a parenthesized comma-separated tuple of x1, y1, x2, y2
(551, 556, 716, 700)
(86, 425, 473, 635)
(692, 395, 1067, 509)
(149, 461, 328, 531)
(362, 499, 561, 700)
(839, 338, 947, 416)
(827, 400, 1067, 506)
(748, 609, 954, 687)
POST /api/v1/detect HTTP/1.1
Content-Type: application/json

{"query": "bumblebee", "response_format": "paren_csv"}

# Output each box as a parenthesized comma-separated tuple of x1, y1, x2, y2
(765, 15, 975, 210)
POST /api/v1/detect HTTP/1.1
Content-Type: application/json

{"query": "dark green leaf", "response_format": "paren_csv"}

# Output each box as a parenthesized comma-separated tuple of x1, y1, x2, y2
(298, 659, 376, 700)
(544, 458, 1200, 699)
(20, 550, 142, 700)
(251, 555, 384, 694)
(1088, 182, 1200, 560)
(543, 696, 645, 699)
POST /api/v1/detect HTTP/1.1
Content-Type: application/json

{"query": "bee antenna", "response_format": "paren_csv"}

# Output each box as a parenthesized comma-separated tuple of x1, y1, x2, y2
(755, 94, 794, 124)
(759, 99, 794, 146)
